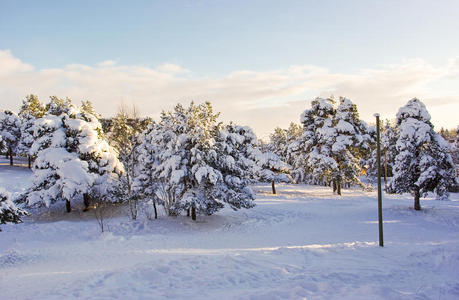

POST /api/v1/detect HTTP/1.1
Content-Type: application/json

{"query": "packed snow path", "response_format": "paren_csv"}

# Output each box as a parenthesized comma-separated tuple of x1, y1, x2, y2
(1, 165, 459, 299)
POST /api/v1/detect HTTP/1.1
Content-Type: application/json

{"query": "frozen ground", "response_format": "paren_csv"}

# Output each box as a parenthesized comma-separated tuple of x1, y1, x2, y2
(1, 164, 459, 299)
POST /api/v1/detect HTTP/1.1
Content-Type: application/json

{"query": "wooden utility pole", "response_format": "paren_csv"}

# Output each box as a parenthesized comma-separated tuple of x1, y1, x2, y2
(375, 113, 384, 247)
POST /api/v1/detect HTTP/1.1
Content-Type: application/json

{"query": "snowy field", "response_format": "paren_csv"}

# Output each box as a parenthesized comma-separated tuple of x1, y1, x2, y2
(1, 164, 459, 300)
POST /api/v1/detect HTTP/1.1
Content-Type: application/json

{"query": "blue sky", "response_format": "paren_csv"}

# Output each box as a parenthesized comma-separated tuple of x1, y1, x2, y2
(2, 0, 458, 73)
(1, 0, 458, 137)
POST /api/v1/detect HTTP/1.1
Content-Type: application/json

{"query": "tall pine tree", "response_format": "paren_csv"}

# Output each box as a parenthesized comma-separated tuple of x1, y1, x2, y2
(150, 102, 224, 219)
(132, 123, 161, 219)
(289, 97, 337, 185)
(388, 98, 456, 210)
(269, 122, 302, 166)
(331, 97, 372, 194)
(0, 110, 21, 166)
(107, 104, 151, 219)
(25, 99, 123, 212)
(17, 95, 46, 168)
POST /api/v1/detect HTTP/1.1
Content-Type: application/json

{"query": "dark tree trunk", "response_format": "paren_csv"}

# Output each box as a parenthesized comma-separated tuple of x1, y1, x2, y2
(414, 188, 421, 210)
(187, 208, 190, 217)
(28, 155, 32, 169)
(271, 181, 276, 194)
(337, 181, 342, 196)
(66, 200, 71, 213)
(191, 206, 196, 221)
(8, 146, 13, 166)
(333, 180, 337, 193)
(153, 200, 158, 219)
(83, 193, 91, 211)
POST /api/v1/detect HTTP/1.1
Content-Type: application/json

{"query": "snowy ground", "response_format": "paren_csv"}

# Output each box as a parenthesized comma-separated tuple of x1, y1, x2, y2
(1, 165, 459, 299)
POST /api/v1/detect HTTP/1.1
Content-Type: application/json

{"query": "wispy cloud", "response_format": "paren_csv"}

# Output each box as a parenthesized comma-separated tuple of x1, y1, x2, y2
(156, 63, 190, 74)
(0, 50, 457, 139)
(97, 60, 117, 67)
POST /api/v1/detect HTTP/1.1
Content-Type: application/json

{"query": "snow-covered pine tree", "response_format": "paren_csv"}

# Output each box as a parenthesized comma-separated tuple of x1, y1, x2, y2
(269, 122, 302, 166)
(212, 123, 256, 210)
(269, 127, 287, 158)
(388, 98, 457, 210)
(0, 110, 21, 166)
(19, 94, 46, 118)
(109, 106, 134, 172)
(108, 104, 151, 219)
(285, 122, 303, 164)
(144, 103, 256, 220)
(146, 111, 183, 217)
(132, 123, 161, 219)
(45, 96, 75, 116)
(25, 99, 124, 212)
(80, 100, 100, 120)
(151, 102, 224, 219)
(289, 97, 337, 185)
(17, 95, 46, 168)
(331, 97, 372, 194)
(0, 188, 28, 231)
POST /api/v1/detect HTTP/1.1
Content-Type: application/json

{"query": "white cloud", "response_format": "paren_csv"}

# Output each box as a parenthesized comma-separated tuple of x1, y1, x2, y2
(97, 60, 117, 67)
(156, 63, 190, 74)
(0, 50, 34, 76)
(0, 49, 457, 139)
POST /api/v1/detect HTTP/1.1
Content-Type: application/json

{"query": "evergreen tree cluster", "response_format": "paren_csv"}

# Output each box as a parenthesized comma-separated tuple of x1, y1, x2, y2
(267, 97, 457, 207)
(1, 94, 457, 226)
(133, 103, 258, 220)
(272, 97, 373, 195)
(1, 96, 286, 224)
